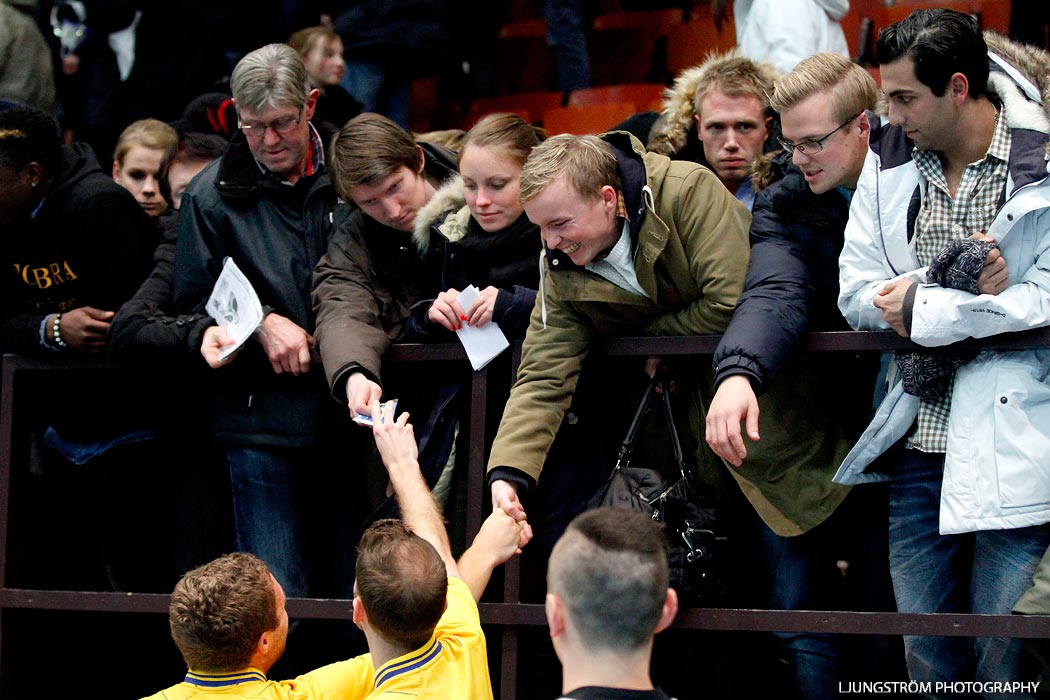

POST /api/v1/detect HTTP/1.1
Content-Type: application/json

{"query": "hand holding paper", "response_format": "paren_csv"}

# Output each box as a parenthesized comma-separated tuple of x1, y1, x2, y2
(205, 258, 264, 361)
(455, 284, 509, 371)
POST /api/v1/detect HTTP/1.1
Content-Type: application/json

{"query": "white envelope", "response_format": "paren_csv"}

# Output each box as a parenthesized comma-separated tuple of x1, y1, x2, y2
(455, 284, 510, 371)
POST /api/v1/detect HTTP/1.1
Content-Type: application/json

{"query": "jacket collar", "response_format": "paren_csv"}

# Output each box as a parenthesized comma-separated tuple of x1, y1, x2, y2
(412, 175, 467, 253)
(183, 668, 267, 688)
(213, 121, 336, 199)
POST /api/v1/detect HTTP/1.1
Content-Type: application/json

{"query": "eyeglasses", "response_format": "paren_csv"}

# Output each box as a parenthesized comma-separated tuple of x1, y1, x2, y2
(778, 113, 862, 155)
(238, 109, 303, 137)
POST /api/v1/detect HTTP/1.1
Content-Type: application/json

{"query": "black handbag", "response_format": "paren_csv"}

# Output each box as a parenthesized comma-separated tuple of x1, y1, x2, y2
(586, 376, 725, 605)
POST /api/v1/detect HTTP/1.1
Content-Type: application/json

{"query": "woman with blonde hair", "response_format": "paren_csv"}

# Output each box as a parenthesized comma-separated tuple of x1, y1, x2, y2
(288, 26, 361, 128)
(112, 118, 176, 218)
(408, 112, 548, 340)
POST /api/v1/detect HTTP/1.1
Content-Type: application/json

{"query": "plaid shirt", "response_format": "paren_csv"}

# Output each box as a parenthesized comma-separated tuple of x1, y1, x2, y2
(304, 122, 325, 176)
(615, 189, 629, 221)
(905, 109, 1010, 452)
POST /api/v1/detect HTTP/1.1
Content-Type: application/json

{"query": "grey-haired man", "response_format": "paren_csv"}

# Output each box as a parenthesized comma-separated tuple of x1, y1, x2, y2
(173, 43, 360, 605)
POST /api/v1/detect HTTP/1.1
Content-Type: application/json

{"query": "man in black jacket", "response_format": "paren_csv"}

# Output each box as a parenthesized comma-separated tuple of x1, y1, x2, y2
(703, 53, 882, 700)
(173, 44, 361, 607)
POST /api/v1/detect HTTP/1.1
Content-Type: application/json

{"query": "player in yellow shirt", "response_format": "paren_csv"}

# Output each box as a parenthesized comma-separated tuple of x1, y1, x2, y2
(143, 402, 526, 700)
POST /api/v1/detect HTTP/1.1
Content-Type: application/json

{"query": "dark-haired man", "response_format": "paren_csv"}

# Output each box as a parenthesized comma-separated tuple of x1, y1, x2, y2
(0, 106, 155, 354)
(144, 402, 525, 700)
(836, 9, 1050, 690)
(311, 112, 459, 491)
(546, 508, 677, 699)
(313, 111, 457, 419)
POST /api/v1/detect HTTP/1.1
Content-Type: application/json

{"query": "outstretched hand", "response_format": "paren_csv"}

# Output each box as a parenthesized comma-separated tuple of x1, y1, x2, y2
(347, 372, 383, 417)
(474, 508, 529, 564)
(705, 375, 760, 467)
(490, 479, 533, 546)
(370, 401, 416, 472)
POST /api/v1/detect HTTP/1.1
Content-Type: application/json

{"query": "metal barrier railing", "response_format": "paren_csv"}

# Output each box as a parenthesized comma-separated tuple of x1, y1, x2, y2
(3, 327, 1050, 697)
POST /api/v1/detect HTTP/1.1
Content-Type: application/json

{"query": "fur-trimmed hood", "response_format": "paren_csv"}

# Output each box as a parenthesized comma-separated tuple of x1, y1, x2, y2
(750, 149, 790, 194)
(646, 48, 780, 159)
(412, 176, 472, 253)
(984, 31, 1050, 157)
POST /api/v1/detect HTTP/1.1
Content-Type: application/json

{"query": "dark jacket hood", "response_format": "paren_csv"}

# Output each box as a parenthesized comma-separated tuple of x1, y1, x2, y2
(50, 143, 106, 201)
(419, 140, 458, 188)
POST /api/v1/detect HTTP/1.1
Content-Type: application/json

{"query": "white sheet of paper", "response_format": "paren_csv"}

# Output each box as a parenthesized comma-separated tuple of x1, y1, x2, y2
(455, 284, 510, 371)
(205, 257, 265, 361)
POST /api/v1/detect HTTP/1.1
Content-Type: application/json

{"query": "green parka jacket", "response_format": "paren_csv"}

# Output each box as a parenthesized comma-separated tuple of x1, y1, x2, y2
(487, 132, 851, 536)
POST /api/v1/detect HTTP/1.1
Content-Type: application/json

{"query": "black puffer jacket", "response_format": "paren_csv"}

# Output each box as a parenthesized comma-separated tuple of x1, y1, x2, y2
(173, 125, 343, 448)
(0, 143, 156, 353)
(712, 159, 876, 438)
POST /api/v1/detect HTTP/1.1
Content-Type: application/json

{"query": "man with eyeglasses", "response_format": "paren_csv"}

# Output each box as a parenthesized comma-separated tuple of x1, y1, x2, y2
(836, 10, 1050, 692)
(172, 44, 367, 619)
(702, 53, 887, 700)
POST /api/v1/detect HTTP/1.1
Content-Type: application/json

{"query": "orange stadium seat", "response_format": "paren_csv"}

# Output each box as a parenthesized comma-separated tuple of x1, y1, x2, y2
(567, 83, 667, 112)
(462, 90, 564, 129)
(590, 8, 685, 33)
(498, 17, 547, 39)
(589, 8, 686, 85)
(667, 16, 737, 74)
(542, 102, 638, 135)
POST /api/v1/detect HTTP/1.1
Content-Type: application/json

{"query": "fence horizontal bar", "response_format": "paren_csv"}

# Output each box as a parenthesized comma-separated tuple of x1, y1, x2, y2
(477, 603, 1050, 638)
(602, 327, 1050, 356)
(0, 588, 355, 619)
(6, 328, 1050, 378)
(0, 589, 170, 614)
(7, 591, 1046, 639)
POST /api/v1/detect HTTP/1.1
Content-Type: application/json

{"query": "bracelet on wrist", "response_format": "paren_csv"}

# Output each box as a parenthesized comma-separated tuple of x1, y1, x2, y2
(52, 313, 67, 348)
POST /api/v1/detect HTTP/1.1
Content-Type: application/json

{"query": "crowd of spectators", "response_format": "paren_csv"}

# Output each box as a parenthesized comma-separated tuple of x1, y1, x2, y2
(2, 2, 1050, 700)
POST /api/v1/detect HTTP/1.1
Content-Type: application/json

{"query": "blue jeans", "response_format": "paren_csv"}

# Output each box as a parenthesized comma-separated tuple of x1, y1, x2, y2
(228, 447, 310, 598)
(755, 507, 845, 700)
(889, 449, 1050, 698)
(227, 445, 364, 601)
